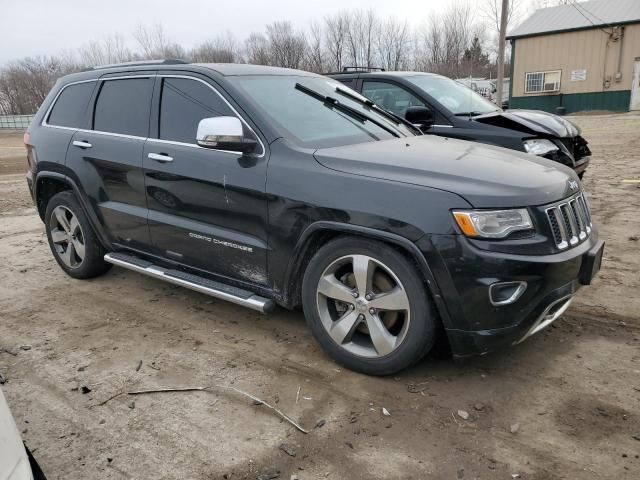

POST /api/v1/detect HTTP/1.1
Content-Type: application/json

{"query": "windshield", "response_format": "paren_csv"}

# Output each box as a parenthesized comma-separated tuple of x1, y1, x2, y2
(231, 75, 415, 149)
(406, 75, 500, 116)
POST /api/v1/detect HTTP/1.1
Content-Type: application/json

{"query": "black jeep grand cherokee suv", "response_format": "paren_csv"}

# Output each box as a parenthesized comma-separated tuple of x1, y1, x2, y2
(25, 61, 604, 375)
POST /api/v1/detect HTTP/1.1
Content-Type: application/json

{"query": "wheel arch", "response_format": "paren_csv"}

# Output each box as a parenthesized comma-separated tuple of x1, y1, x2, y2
(282, 221, 453, 328)
(35, 172, 71, 221)
(35, 171, 111, 249)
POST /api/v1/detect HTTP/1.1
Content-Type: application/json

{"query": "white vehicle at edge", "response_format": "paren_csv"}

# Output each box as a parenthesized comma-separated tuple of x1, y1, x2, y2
(0, 387, 33, 480)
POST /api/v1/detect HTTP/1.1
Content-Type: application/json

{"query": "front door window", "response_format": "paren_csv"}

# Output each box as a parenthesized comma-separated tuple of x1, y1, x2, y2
(361, 81, 426, 118)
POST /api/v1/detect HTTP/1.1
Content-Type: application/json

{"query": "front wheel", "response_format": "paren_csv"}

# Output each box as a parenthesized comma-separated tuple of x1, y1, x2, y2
(302, 237, 437, 375)
(45, 191, 111, 279)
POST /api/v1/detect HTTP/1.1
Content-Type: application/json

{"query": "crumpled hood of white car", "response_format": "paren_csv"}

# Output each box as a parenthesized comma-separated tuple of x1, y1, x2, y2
(0, 388, 32, 480)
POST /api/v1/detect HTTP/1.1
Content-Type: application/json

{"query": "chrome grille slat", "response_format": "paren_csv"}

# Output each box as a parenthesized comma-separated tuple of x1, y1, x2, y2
(579, 194, 592, 227)
(570, 199, 587, 240)
(560, 204, 578, 245)
(545, 192, 592, 250)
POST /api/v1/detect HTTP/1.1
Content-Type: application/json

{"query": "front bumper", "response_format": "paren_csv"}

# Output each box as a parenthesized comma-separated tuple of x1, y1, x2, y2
(419, 232, 602, 356)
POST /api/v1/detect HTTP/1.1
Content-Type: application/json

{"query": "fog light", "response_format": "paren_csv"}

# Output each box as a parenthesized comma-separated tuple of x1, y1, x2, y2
(489, 281, 527, 306)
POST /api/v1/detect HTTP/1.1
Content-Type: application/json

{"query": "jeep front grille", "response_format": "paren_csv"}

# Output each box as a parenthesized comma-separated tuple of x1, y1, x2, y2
(545, 193, 592, 250)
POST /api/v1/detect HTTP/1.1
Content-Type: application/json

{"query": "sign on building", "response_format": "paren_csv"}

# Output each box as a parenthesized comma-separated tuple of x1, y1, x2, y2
(570, 69, 587, 81)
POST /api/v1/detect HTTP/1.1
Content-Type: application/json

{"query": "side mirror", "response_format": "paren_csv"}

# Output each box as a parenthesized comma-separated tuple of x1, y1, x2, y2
(405, 106, 435, 129)
(196, 116, 257, 154)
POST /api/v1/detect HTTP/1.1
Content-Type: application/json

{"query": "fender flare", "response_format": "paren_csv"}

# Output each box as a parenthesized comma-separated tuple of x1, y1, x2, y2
(283, 221, 453, 327)
(34, 171, 112, 249)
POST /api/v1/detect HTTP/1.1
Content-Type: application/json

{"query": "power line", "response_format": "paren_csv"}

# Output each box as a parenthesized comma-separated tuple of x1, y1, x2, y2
(566, 0, 614, 35)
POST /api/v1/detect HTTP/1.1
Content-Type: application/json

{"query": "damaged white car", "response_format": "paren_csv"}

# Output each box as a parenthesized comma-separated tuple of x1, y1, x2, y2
(0, 387, 44, 480)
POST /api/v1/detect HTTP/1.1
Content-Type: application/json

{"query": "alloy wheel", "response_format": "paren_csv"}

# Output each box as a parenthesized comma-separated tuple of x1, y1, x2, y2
(49, 205, 85, 268)
(316, 254, 411, 358)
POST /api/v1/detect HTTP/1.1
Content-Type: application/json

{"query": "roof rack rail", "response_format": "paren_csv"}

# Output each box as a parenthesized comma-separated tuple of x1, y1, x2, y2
(342, 66, 385, 72)
(90, 59, 188, 71)
(322, 66, 386, 75)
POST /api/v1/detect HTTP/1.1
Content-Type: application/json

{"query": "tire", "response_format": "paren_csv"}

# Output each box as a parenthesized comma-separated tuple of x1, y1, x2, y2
(302, 237, 437, 375)
(44, 191, 112, 279)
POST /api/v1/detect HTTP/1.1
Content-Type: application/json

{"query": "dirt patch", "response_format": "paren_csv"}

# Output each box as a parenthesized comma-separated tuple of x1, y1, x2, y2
(0, 131, 27, 176)
(1, 116, 639, 479)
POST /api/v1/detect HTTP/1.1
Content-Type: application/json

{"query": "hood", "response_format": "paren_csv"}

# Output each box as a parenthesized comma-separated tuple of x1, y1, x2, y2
(314, 135, 580, 208)
(474, 109, 580, 138)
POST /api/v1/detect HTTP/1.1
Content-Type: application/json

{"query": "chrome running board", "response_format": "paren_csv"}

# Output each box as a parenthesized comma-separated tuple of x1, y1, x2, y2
(515, 295, 573, 344)
(104, 252, 274, 314)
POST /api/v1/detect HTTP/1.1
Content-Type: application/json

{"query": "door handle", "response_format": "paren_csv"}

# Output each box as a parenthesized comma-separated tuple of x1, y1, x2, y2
(72, 140, 92, 149)
(148, 153, 174, 163)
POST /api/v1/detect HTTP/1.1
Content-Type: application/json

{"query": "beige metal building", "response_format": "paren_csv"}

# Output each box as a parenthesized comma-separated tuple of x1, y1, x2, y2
(507, 0, 640, 113)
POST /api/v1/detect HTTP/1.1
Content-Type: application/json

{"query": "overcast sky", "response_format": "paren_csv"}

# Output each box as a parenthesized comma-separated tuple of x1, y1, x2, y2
(0, 0, 539, 66)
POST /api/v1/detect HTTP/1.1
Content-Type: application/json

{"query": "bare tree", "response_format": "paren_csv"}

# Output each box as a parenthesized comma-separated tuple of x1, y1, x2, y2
(324, 13, 349, 71)
(0, 56, 76, 115)
(483, 0, 524, 34)
(265, 21, 307, 69)
(413, 2, 485, 78)
(377, 17, 411, 71)
(414, 16, 445, 72)
(190, 33, 241, 63)
(78, 34, 134, 67)
(304, 20, 326, 72)
(442, 2, 474, 78)
(0, 7, 505, 115)
(346, 9, 379, 68)
(244, 33, 271, 65)
(133, 23, 185, 59)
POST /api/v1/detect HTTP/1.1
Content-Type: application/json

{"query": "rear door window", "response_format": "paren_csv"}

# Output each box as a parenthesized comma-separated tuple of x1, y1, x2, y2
(47, 82, 95, 128)
(93, 78, 153, 137)
(158, 77, 233, 144)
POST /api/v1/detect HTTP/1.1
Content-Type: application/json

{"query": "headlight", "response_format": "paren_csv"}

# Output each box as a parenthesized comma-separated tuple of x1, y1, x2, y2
(452, 208, 533, 239)
(523, 139, 559, 156)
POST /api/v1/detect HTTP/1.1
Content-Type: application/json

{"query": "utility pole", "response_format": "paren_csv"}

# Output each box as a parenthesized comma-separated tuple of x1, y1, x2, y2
(496, 0, 509, 108)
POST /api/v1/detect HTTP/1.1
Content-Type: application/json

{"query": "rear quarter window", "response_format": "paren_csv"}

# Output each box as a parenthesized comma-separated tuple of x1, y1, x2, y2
(47, 82, 95, 128)
(93, 78, 154, 137)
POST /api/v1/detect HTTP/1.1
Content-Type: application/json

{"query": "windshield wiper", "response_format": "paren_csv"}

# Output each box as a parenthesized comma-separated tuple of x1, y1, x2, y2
(294, 83, 400, 138)
(334, 85, 422, 135)
(454, 109, 500, 117)
(454, 111, 483, 117)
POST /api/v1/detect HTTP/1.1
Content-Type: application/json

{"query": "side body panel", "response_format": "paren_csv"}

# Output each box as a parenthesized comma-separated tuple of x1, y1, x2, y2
(143, 139, 270, 284)
(66, 130, 150, 248)
(264, 138, 472, 299)
(27, 79, 98, 199)
(64, 74, 155, 250)
(142, 73, 270, 284)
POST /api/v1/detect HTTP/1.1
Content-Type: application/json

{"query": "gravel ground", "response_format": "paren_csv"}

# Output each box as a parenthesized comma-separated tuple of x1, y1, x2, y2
(0, 115, 639, 480)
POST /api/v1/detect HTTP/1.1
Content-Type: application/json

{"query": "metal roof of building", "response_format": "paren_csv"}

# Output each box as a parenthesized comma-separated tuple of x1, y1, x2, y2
(507, 0, 640, 39)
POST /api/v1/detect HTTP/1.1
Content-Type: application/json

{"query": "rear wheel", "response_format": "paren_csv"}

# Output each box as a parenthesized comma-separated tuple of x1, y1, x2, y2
(45, 191, 111, 279)
(302, 237, 437, 375)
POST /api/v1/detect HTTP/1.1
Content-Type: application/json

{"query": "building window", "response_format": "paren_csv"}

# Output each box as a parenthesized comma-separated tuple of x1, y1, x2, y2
(525, 70, 561, 94)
